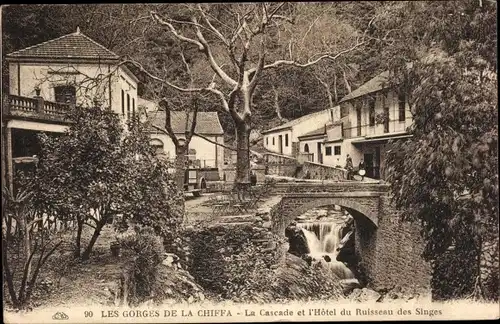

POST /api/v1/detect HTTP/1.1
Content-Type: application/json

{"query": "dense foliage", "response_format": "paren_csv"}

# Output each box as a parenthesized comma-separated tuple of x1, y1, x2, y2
(31, 105, 182, 260)
(382, 0, 498, 300)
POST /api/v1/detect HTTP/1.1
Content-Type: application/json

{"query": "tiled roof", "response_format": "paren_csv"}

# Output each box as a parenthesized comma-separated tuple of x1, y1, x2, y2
(298, 126, 327, 139)
(339, 63, 413, 103)
(148, 110, 224, 135)
(262, 108, 332, 134)
(338, 71, 390, 103)
(7, 28, 119, 61)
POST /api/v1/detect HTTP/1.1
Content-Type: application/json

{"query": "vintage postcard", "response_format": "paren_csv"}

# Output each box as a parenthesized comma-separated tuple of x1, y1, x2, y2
(2, 2, 498, 323)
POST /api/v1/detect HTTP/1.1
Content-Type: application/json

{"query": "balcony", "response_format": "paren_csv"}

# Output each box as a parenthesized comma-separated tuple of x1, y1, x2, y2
(3, 94, 71, 124)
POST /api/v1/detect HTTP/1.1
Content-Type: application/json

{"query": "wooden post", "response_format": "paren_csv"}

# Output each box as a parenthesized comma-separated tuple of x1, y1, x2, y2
(5, 126, 13, 193)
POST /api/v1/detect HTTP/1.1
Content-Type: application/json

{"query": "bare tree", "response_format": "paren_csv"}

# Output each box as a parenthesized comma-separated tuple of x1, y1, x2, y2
(123, 3, 370, 185)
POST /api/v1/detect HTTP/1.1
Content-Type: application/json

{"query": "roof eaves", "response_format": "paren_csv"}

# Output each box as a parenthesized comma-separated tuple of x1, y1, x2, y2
(261, 125, 292, 134)
(5, 56, 120, 65)
(298, 133, 326, 140)
(120, 64, 140, 84)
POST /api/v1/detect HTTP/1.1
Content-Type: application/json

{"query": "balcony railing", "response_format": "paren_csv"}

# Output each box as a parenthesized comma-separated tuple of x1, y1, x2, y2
(4, 94, 71, 122)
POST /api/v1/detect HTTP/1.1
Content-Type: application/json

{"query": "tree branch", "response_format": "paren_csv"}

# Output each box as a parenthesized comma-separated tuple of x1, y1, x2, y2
(194, 132, 237, 152)
(197, 4, 229, 46)
(150, 11, 204, 50)
(247, 39, 365, 75)
(192, 17, 238, 87)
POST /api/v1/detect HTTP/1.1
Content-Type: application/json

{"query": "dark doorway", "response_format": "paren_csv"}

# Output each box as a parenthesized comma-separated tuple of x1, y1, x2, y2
(278, 135, 283, 154)
(12, 129, 42, 158)
(374, 147, 381, 179)
(364, 153, 374, 179)
(317, 142, 323, 164)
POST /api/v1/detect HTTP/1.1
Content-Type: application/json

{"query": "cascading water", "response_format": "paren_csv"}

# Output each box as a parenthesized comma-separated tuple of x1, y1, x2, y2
(297, 222, 355, 280)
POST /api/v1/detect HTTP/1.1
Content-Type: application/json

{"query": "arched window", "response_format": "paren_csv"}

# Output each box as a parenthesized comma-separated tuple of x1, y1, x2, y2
(304, 144, 309, 153)
(150, 138, 164, 155)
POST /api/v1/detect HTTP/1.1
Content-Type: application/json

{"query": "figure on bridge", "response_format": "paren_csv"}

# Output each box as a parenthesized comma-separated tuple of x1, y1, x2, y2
(345, 154, 354, 180)
(358, 159, 366, 181)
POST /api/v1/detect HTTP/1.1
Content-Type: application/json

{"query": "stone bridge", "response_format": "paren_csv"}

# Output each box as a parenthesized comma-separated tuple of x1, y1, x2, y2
(268, 181, 431, 292)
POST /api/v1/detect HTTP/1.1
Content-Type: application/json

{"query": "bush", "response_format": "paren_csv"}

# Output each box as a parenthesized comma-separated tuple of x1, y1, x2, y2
(116, 226, 165, 306)
(180, 223, 284, 302)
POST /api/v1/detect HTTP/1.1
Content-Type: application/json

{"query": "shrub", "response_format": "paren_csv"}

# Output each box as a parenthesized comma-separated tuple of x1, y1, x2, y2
(116, 226, 165, 306)
(180, 224, 283, 300)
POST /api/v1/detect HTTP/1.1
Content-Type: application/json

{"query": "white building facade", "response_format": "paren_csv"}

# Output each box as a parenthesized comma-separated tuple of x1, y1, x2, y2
(6, 28, 139, 130)
(262, 107, 339, 157)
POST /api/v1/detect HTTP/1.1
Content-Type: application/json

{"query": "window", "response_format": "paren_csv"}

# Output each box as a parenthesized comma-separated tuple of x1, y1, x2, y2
(368, 97, 375, 126)
(285, 134, 289, 147)
(334, 145, 341, 155)
(266, 137, 268, 146)
(341, 105, 349, 118)
(126, 94, 131, 119)
(398, 93, 406, 121)
(121, 90, 125, 115)
(325, 146, 332, 156)
(132, 98, 136, 118)
(304, 144, 309, 153)
(272, 137, 275, 145)
(54, 86, 76, 105)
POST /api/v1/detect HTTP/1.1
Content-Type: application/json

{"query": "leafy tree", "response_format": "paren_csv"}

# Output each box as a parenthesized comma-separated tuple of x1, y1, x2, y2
(380, 0, 498, 300)
(32, 105, 182, 260)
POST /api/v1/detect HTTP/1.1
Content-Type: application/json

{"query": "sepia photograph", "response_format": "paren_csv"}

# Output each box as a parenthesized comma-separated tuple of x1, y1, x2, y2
(1, 2, 498, 322)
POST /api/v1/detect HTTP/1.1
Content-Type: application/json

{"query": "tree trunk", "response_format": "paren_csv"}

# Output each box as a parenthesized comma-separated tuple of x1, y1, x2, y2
(174, 145, 188, 192)
(74, 217, 84, 258)
(234, 121, 251, 184)
(81, 219, 105, 261)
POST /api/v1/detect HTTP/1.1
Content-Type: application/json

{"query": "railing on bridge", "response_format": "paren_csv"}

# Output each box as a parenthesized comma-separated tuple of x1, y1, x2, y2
(4, 94, 71, 122)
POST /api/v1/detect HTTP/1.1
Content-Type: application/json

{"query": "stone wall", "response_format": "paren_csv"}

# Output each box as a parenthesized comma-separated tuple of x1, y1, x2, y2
(363, 194, 431, 293)
(297, 161, 348, 181)
(179, 200, 285, 299)
(264, 152, 300, 177)
(271, 181, 389, 195)
(480, 237, 499, 300)
(221, 165, 267, 184)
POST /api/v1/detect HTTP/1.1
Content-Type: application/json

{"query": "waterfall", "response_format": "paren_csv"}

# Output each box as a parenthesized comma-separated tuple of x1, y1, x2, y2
(297, 222, 355, 280)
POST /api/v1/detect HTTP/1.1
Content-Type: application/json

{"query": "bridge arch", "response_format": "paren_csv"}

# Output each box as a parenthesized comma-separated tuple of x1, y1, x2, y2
(280, 196, 378, 228)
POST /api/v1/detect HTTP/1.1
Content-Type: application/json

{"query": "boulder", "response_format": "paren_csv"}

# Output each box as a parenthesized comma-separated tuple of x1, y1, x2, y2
(349, 287, 382, 302)
(285, 223, 310, 257)
(339, 278, 362, 296)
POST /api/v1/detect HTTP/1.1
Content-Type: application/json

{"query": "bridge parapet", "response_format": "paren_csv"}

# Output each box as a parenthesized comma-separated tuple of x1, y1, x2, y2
(271, 181, 390, 195)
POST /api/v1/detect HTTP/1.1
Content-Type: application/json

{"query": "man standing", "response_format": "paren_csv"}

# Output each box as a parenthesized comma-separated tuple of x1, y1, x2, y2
(345, 154, 354, 180)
